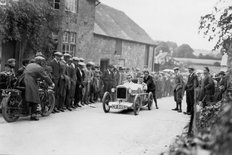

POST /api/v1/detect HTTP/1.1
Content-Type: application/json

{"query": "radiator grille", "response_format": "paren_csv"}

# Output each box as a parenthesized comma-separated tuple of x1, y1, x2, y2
(117, 87, 127, 99)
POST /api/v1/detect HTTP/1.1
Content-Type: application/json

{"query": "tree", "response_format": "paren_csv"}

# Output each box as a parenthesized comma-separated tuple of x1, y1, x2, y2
(173, 44, 196, 58)
(156, 42, 171, 54)
(166, 41, 178, 51)
(199, 0, 232, 55)
(0, 0, 63, 59)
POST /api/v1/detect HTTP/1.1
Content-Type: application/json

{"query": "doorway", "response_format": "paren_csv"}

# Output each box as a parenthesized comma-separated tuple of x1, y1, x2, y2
(100, 59, 109, 72)
(1, 41, 16, 71)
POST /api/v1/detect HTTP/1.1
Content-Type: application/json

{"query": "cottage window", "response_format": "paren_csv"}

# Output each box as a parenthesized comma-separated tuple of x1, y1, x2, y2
(65, 0, 78, 13)
(63, 32, 69, 43)
(62, 31, 77, 55)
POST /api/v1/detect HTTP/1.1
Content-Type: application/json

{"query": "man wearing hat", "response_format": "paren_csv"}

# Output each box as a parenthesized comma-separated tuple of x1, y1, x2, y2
(63, 53, 75, 111)
(173, 67, 184, 112)
(83, 62, 94, 104)
(74, 61, 85, 107)
(184, 67, 198, 115)
(79, 58, 85, 62)
(143, 69, 159, 109)
(199, 67, 215, 107)
(48, 52, 62, 112)
(102, 65, 114, 93)
(23, 55, 54, 120)
(7, 58, 16, 76)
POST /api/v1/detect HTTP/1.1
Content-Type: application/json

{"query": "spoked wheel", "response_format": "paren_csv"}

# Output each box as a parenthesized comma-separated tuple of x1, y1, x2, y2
(102, 92, 111, 113)
(148, 92, 153, 110)
(41, 92, 55, 117)
(2, 96, 20, 123)
(133, 95, 141, 115)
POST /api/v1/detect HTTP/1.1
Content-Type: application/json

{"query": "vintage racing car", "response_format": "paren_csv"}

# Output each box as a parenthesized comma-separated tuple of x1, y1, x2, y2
(102, 82, 153, 115)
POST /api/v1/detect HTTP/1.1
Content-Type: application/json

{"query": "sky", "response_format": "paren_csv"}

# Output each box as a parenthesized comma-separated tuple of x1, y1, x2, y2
(100, 0, 219, 50)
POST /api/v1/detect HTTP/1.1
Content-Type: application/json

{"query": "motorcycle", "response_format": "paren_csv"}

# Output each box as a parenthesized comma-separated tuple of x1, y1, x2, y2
(1, 81, 55, 122)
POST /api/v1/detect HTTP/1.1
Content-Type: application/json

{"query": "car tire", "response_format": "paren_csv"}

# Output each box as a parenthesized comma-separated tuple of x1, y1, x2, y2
(133, 95, 141, 115)
(102, 92, 111, 113)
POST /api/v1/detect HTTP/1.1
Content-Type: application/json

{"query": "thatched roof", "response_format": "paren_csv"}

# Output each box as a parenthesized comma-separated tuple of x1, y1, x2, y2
(94, 4, 157, 46)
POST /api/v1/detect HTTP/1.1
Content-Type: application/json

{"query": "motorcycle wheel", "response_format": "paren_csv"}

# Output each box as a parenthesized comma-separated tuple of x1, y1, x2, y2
(2, 96, 20, 122)
(41, 92, 55, 117)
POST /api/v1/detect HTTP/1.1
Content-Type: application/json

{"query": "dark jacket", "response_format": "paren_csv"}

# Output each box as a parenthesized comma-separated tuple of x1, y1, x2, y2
(102, 69, 114, 92)
(199, 76, 215, 102)
(48, 59, 61, 84)
(144, 75, 156, 92)
(16, 66, 26, 78)
(76, 67, 84, 88)
(24, 63, 53, 104)
(185, 73, 198, 91)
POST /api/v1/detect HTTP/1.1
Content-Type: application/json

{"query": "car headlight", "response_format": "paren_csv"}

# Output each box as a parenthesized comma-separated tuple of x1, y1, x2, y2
(128, 88, 132, 94)
(111, 88, 115, 93)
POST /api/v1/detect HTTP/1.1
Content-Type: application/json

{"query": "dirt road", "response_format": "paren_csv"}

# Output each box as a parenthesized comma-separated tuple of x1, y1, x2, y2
(0, 97, 189, 155)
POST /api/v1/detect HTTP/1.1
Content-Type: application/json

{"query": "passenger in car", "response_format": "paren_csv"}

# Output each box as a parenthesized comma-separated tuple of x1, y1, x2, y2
(137, 75, 147, 91)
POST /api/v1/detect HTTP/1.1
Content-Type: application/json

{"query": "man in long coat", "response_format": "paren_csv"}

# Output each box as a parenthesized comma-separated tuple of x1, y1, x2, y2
(199, 67, 215, 107)
(24, 56, 54, 120)
(173, 67, 184, 112)
(185, 67, 198, 115)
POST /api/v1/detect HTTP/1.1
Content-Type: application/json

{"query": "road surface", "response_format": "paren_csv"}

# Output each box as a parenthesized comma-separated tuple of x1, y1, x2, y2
(0, 97, 189, 155)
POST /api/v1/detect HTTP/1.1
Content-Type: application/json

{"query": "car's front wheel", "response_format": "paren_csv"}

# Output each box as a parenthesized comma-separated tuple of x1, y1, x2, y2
(102, 92, 111, 113)
(133, 95, 141, 115)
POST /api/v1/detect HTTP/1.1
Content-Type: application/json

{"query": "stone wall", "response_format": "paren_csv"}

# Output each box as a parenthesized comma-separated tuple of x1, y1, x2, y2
(91, 34, 153, 70)
(88, 34, 116, 64)
(57, 0, 95, 58)
(121, 41, 146, 70)
(148, 46, 155, 71)
(75, 0, 95, 58)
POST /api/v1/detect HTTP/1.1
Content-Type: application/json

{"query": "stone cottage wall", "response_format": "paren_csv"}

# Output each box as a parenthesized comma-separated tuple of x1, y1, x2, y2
(76, 0, 96, 58)
(91, 34, 149, 70)
(121, 41, 146, 70)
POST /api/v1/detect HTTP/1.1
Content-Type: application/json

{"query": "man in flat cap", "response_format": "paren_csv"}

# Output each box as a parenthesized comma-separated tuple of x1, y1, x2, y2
(23, 55, 54, 120)
(102, 64, 114, 94)
(74, 62, 85, 107)
(173, 67, 184, 112)
(79, 58, 85, 62)
(199, 67, 215, 107)
(48, 52, 63, 113)
(63, 53, 75, 111)
(184, 67, 198, 115)
(7, 58, 16, 76)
